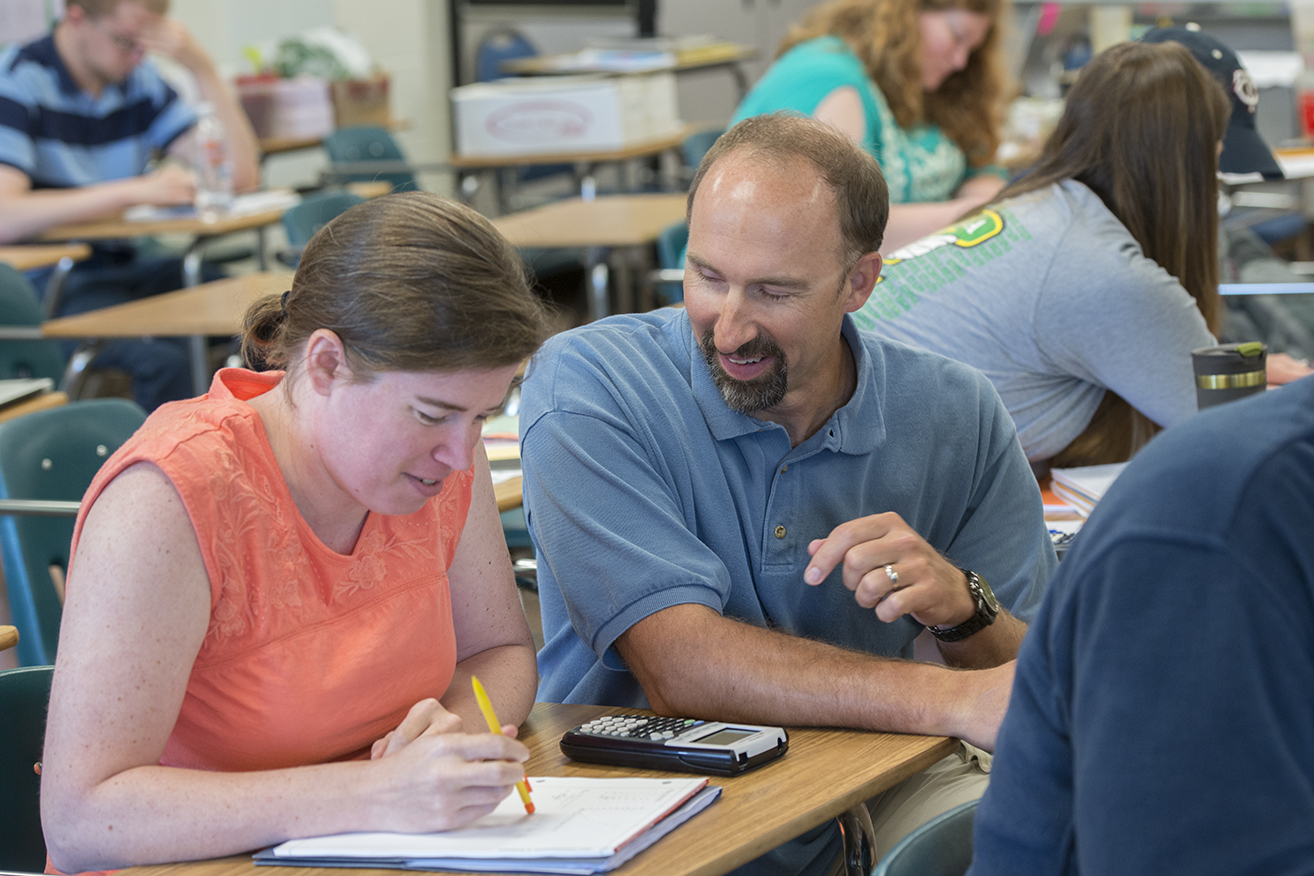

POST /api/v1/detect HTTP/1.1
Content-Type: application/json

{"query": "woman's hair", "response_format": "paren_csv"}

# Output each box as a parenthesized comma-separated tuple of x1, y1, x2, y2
(778, 0, 1009, 166)
(999, 40, 1231, 467)
(242, 191, 552, 378)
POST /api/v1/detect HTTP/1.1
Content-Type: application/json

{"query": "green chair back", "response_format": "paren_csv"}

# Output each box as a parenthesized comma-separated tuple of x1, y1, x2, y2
(0, 263, 66, 383)
(871, 799, 978, 876)
(655, 220, 689, 303)
(322, 125, 419, 193)
(0, 399, 146, 666)
(0, 665, 55, 870)
(282, 191, 366, 250)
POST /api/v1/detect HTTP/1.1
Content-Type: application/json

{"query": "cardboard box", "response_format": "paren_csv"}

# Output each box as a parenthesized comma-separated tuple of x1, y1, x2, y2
(331, 74, 391, 128)
(451, 72, 681, 157)
(236, 76, 334, 141)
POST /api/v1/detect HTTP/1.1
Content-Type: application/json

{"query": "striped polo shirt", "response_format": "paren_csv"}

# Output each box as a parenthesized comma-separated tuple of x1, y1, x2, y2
(0, 33, 196, 190)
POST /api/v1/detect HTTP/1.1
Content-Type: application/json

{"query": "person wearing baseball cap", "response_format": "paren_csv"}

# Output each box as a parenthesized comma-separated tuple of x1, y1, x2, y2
(1141, 24, 1284, 180)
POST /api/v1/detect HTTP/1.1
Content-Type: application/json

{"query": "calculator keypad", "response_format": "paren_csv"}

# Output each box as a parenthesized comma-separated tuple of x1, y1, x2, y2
(577, 715, 705, 741)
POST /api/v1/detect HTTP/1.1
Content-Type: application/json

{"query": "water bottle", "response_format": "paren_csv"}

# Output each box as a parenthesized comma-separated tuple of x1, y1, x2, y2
(193, 102, 234, 222)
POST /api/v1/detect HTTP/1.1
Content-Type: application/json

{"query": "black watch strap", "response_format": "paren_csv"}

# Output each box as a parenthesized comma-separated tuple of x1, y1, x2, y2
(927, 570, 999, 643)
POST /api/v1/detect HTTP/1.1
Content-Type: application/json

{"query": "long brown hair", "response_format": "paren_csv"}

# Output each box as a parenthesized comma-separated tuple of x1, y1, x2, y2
(1005, 40, 1231, 467)
(778, 0, 1009, 166)
(242, 192, 551, 378)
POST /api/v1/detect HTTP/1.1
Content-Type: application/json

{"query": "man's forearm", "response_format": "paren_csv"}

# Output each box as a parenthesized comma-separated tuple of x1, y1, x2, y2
(616, 603, 1013, 749)
(936, 610, 1027, 670)
(0, 181, 142, 243)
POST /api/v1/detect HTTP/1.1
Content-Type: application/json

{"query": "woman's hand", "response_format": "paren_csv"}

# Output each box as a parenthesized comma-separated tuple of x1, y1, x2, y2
(368, 701, 531, 832)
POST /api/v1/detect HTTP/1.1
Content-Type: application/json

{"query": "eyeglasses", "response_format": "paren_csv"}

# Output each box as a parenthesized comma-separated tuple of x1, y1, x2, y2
(93, 19, 145, 53)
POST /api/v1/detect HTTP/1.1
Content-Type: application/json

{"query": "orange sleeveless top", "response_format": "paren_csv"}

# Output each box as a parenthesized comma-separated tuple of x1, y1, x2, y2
(69, 369, 473, 771)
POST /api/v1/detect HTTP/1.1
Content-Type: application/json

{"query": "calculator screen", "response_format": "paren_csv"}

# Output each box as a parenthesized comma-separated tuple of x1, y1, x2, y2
(693, 727, 758, 746)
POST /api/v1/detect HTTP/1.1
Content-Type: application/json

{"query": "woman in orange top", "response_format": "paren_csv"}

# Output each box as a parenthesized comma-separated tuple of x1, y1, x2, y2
(40, 192, 553, 872)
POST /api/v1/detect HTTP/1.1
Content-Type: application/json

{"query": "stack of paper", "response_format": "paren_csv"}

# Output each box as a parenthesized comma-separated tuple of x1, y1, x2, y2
(256, 776, 720, 875)
(1050, 463, 1127, 518)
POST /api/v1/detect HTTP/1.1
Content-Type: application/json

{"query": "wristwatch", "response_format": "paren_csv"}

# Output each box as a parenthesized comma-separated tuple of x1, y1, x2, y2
(927, 570, 1000, 642)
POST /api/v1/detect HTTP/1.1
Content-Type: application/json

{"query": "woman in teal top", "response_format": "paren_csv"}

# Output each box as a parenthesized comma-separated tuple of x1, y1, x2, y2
(732, 0, 1010, 253)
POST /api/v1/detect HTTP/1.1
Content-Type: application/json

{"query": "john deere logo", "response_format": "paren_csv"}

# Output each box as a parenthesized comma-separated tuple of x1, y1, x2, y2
(883, 210, 1005, 268)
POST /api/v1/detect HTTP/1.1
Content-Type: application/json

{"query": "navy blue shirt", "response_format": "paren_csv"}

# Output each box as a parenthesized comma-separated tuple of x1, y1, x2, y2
(971, 377, 1314, 875)
(0, 34, 195, 189)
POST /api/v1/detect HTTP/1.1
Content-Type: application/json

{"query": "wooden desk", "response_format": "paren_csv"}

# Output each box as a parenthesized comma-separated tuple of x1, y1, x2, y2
(452, 127, 691, 212)
(500, 42, 757, 98)
(0, 243, 92, 272)
(0, 390, 67, 426)
(122, 702, 955, 876)
(493, 193, 687, 320)
(42, 272, 293, 395)
(40, 207, 287, 288)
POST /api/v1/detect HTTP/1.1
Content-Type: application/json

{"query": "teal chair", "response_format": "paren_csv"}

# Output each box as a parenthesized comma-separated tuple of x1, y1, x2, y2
(322, 125, 419, 193)
(277, 190, 366, 267)
(653, 220, 688, 304)
(0, 264, 66, 384)
(0, 399, 147, 666)
(871, 799, 978, 876)
(0, 664, 55, 871)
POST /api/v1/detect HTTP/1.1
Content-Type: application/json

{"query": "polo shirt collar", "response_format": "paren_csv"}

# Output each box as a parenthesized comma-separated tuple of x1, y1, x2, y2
(685, 313, 887, 454)
(24, 34, 82, 97)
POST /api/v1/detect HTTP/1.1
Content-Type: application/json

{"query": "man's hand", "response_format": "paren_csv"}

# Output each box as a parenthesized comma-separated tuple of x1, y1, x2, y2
(805, 512, 977, 628)
(137, 16, 211, 74)
(1267, 352, 1313, 386)
(134, 164, 196, 207)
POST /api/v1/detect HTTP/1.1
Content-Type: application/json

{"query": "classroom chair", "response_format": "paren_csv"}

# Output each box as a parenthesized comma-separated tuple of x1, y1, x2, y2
(680, 127, 724, 181)
(277, 190, 366, 267)
(0, 664, 55, 871)
(322, 125, 420, 194)
(473, 28, 578, 210)
(870, 799, 978, 876)
(0, 398, 147, 666)
(0, 263, 68, 386)
(653, 219, 689, 304)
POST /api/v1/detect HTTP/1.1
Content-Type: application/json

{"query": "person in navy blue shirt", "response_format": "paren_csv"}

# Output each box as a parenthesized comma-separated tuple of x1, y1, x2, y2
(0, 0, 259, 409)
(969, 375, 1314, 875)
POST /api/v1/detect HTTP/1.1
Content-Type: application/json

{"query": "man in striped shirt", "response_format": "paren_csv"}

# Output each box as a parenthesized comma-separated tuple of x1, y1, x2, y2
(0, 0, 258, 408)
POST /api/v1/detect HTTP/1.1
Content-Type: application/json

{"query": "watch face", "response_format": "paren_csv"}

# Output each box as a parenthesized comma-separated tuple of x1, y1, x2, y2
(970, 572, 1000, 616)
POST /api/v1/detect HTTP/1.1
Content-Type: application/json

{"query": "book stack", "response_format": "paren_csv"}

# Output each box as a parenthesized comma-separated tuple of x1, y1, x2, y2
(1049, 463, 1127, 518)
(256, 776, 720, 875)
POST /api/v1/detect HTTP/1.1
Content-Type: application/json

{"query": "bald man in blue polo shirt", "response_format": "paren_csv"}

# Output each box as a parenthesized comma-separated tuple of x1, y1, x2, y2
(0, 0, 259, 408)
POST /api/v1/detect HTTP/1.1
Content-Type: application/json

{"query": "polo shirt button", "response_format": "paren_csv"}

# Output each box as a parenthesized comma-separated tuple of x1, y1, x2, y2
(780, 464, 788, 473)
(774, 525, 786, 538)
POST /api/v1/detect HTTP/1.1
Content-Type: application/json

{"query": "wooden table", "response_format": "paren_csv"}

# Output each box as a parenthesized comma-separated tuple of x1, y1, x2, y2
(451, 127, 692, 212)
(121, 702, 955, 876)
(42, 272, 293, 395)
(0, 243, 92, 272)
(493, 193, 687, 319)
(0, 389, 67, 426)
(40, 206, 289, 291)
(501, 42, 757, 97)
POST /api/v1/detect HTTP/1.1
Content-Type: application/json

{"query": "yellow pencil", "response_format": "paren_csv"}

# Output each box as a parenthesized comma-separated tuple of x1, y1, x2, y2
(471, 675, 535, 815)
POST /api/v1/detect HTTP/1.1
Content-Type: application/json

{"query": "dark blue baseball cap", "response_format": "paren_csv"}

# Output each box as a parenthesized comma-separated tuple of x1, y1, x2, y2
(1141, 25, 1283, 180)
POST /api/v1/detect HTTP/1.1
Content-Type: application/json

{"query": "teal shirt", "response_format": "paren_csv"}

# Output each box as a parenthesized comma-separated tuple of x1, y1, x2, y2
(731, 36, 989, 203)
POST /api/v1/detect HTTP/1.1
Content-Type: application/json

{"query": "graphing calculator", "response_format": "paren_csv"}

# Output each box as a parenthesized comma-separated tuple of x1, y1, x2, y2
(560, 715, 789, 776)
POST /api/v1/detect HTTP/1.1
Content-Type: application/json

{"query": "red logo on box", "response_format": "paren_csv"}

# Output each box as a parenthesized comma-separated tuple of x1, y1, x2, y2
(485, 101, 594, 143)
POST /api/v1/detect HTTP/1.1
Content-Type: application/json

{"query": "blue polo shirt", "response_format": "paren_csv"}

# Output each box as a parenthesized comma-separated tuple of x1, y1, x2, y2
(0, 34, 195, 190)
(521, 309, 1055, 708)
